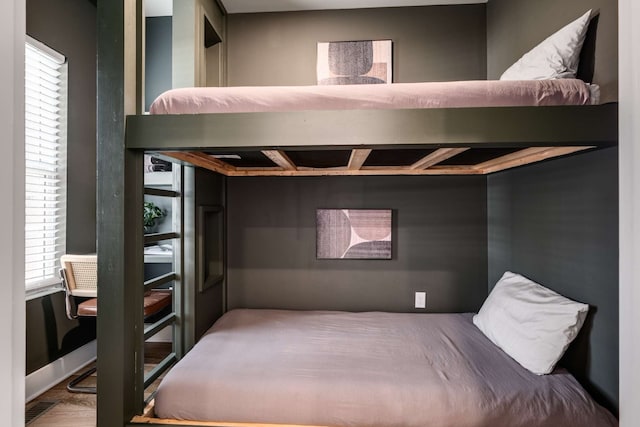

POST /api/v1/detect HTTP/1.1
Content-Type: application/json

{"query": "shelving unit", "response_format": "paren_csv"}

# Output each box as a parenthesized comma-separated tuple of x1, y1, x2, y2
(140, 165, 184, 398)
(144, 170, 174, 263)
(144, 171, 173, 186)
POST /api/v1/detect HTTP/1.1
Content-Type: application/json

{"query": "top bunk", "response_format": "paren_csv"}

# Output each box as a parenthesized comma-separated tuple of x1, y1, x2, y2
(125, 80, 617, 177)
(124, 5, 618, 177)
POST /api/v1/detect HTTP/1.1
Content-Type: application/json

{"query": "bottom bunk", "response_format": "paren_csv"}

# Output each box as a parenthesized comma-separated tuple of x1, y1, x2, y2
(133, 301, 616, 426)
(127, 146, 618, 427)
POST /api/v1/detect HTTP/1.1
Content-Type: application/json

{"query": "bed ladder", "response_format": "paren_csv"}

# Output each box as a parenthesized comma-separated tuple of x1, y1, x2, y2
(141, 163, 185, 405)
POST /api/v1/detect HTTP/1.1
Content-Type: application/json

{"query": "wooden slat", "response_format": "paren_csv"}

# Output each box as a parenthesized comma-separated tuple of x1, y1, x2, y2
(175, 155, 481, 176)
(262, 150, 297, 170)
(234, 167, 283, 172)
(419, 165, 486, 174)
(296, 166, 349, 171)
(347, 149, 372, 170)
(167, 147, 594, 177)
(410, 147, 469, 170)
(162, 152, 234, 176)
(226, 166, 482, 176)
(132, 401, 329, 426)
(476, 146, 594, 174)
(130, 415, 328, 427)
(473, 147, 551, 170)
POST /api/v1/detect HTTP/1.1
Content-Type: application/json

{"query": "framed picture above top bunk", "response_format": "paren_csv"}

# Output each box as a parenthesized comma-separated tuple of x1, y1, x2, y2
(316, 39, 393, 85)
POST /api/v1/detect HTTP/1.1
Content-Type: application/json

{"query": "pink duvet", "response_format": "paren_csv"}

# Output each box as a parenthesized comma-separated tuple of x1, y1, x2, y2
(154, 309, 616, 427)
(149, 79, 598, 115)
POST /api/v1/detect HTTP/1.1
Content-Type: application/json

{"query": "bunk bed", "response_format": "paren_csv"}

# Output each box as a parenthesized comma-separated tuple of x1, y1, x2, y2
(123, 83, 618, 426)
(101, 4, 619, 427)
(128, 83, 616, 178)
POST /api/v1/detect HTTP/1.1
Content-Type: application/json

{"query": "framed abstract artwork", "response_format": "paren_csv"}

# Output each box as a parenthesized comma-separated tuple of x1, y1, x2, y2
(316, 209, 392, 259)
(317, 40, 392, 85)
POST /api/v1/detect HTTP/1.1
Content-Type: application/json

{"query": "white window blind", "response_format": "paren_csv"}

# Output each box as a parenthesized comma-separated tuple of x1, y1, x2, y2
(25, 37, 68, 291)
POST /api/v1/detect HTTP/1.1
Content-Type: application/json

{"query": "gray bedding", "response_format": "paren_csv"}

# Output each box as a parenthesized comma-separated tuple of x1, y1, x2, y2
(155, 309, 617, 427)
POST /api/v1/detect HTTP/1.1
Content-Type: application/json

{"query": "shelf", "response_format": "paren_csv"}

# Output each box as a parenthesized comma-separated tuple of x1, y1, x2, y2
(144, 254, 173, 264)
(144, 244, 173, 264)
(144, 171, 173, 186)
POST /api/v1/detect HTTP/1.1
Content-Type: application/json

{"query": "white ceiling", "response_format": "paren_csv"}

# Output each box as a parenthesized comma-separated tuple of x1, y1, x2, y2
(145, 0, 486, 16)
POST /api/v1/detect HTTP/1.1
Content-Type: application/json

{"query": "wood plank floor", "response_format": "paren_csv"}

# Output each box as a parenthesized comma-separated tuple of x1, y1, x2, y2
(26, 342, 172, 426)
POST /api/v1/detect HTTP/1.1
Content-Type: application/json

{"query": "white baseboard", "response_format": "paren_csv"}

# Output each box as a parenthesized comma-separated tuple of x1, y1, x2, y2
(25, 340, 96, 402)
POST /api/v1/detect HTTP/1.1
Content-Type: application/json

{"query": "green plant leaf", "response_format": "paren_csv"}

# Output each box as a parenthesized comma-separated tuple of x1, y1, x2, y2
(143, 201, 166, 227)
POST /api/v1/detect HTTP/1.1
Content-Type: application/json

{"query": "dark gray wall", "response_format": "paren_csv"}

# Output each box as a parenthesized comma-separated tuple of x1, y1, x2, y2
(226, 5, 487, 86)
(26, 0, 97, 373)
(486, 0, 618, 102)
(487, 147, 618, 413)
(28, 0, 97, 254)
(226, 176, 488, 313)
(145, 16, 172, 111)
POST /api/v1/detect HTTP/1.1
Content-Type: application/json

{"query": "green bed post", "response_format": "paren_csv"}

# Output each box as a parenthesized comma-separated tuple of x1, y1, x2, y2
(97, 0, 145, 426)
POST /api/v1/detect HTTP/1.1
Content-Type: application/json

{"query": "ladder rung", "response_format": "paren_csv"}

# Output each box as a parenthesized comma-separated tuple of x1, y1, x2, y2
(144, 312, 176, 340)
(144, 187, 180, 198)
(144, 232, 179, 244)
(144, 272, 176, 292)
(144, 352, 177, 388)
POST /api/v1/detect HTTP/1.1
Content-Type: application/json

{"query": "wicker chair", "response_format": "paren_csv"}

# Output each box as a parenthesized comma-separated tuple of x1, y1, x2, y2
(59, 254, 172, 393)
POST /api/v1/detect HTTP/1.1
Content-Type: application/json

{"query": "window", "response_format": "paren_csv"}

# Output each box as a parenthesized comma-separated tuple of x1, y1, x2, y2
(24, 37, 68, 292)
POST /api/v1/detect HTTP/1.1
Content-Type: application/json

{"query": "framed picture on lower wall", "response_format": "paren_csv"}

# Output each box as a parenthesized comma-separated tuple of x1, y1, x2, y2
(316, 209, 392, 259)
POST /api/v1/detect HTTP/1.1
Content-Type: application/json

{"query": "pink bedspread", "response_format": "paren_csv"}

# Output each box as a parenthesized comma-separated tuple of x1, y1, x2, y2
(154, 309, 616, 427)
(149, 80, 597, 115)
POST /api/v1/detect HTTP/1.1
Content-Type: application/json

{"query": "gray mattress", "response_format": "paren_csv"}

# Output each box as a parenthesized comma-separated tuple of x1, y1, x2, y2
(155, 309, 617, 427)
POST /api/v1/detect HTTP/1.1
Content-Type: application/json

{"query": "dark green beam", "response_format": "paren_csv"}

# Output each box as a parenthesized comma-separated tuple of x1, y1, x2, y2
(97, 0, 144, 426)
(126, 103, 618, 151)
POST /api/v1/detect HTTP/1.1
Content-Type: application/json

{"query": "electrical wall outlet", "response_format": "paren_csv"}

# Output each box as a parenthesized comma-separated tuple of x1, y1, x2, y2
(415, 291, 426, 309)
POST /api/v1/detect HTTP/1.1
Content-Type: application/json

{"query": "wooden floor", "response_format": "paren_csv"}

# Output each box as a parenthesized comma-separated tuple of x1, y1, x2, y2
(26, 342, 172, 427)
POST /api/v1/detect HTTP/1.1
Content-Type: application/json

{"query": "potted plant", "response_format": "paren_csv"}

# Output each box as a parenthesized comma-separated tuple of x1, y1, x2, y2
(144, 201, 166, 234)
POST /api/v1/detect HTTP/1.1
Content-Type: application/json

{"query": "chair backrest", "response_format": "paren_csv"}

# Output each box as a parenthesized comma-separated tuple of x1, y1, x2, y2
(60, 254, 97, 298)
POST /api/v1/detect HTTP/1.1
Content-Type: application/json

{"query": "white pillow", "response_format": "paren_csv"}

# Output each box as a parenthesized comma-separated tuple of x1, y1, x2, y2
(473, 271, 589, 375)
(500, 10, 592, 80)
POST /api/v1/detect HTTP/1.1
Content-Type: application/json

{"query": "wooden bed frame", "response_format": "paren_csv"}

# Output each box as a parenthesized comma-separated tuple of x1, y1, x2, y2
(130, 401, 327, 427)
(96, 2, 619, 427)
(131, 419, 325, 427)
(128, 104, 617, 176)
